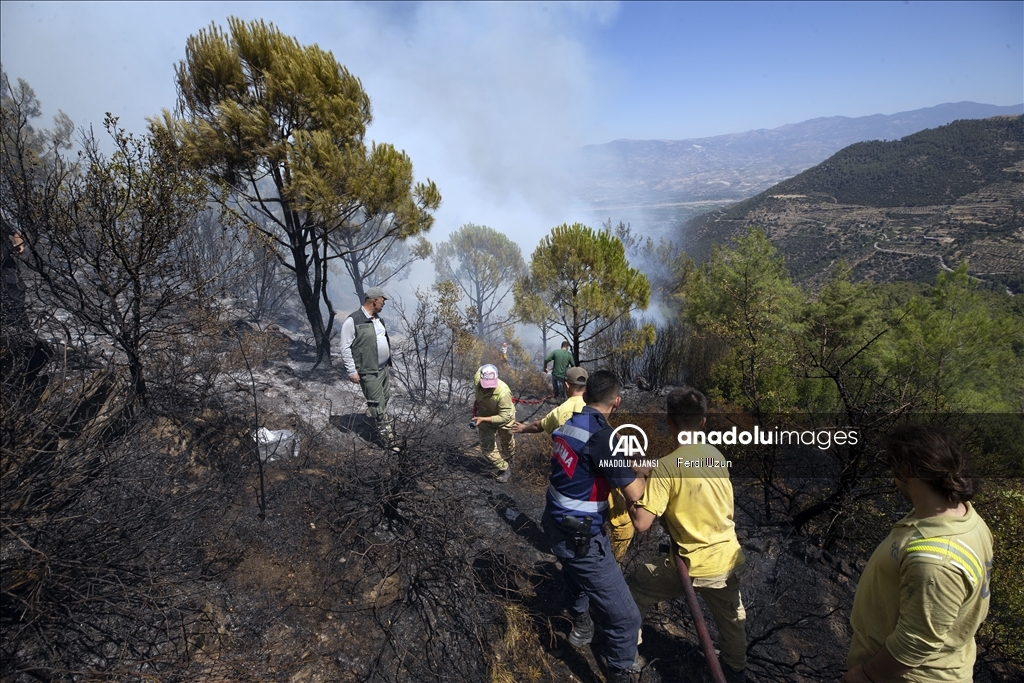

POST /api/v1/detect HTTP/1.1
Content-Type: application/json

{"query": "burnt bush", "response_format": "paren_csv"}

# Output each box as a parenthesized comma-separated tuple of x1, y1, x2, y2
(603, 318, 724, 391)
(0, 350, 254, 681)
(308, 409, 539, 682)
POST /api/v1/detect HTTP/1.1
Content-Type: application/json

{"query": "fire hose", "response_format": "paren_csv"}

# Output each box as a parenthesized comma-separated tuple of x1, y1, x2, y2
(471, 394, 552, 428)
(674, 552, 728, 683)
(511, 395, 551, 405)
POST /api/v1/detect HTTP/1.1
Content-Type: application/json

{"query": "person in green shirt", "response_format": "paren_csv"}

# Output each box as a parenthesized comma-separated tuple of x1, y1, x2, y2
(845, 425, 993, 683)
(544, 341, 574, 400)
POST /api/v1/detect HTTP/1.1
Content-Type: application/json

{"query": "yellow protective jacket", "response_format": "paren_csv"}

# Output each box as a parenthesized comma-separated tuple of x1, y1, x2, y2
(473, 371, 515, 428)
(638, 443, 745, 578)
(848, 503, 993, 682)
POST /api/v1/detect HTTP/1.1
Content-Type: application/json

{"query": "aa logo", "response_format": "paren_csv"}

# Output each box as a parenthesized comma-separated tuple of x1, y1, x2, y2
(609, 424, 648, 458)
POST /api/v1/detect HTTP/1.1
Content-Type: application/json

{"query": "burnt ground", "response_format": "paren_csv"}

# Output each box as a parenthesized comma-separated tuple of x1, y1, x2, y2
(154, 343, 1019, 683)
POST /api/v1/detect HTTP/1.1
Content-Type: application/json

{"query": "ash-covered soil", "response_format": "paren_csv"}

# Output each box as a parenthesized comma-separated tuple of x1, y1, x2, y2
(15, 324, 1011, 683)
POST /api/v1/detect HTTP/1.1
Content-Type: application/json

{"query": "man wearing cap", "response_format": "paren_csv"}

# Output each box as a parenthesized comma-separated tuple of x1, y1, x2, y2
(513, 366, 588, 436)
(473, 364, 516, 482)
(340, 287, 394, 445)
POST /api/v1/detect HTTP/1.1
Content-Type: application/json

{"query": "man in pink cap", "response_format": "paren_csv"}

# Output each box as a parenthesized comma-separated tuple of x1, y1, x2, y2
(472, 363, 516, 482)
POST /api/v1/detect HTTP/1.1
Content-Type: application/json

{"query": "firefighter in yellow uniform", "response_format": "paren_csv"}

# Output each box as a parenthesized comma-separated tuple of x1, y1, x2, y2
(472, 364, 516, 482)
(845, 425, 993, 683)
(627, 388, 747, 680)
(513, 366, 587, 435)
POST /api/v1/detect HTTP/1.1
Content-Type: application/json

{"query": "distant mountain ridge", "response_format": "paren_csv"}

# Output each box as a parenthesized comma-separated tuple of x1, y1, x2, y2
(568, 102, 1023, 225)
(682, 116, 1024, 292)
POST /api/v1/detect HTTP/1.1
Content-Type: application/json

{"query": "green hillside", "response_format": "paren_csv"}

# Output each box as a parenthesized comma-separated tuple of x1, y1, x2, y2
(767, 116, 1023, 207)
(683, 116, 1024, 290)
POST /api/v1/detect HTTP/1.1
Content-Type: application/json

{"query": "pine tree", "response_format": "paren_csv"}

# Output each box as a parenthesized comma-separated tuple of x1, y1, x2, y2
(516, 223, 652, 365)
(682, 227, 802, 419)
(433, 223, 525, 341)
(165, 18, 440, 365)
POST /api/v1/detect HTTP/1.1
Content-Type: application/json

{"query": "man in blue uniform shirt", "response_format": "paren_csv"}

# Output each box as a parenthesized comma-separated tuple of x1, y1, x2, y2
(542, 370, 646, 683)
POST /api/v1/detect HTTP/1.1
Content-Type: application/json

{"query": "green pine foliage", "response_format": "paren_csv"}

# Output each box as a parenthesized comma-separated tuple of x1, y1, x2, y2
(682, 236, 1023, 428)
(677, 232, 1023, 659)
(164, 17, 440, 366)
(888, 263, 1023, 414)
(515, 222, 652, 365)
(434, 223, 526, 341)
(681, 227, 803, 418)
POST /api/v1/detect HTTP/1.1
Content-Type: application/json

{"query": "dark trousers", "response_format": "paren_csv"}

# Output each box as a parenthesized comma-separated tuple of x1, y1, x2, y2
(543, 514, 641, 671)
(551, 374, 566, 399)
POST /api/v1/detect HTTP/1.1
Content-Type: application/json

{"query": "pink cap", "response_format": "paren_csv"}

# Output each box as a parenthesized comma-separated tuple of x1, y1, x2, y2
(479, 364, 499, 389)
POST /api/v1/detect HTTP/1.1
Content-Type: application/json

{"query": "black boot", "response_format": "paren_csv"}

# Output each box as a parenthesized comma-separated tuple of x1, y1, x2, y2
(567, 610, 594, 647)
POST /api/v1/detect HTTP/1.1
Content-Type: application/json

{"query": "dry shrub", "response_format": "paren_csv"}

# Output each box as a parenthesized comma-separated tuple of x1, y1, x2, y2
(490, 604, 548, 683)
(227, 327, 289, 369)
(454, 329, 484, 379)
(1, 279, 253, 681)
(502, 365, 551, 400)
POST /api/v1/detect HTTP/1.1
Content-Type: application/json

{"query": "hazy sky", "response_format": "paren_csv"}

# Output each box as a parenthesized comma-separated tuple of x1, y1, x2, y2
(2, 1, 1022, 261)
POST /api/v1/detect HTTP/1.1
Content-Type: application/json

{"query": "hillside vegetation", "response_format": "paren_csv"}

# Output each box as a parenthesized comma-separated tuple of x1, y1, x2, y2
(766, 116, 1023, 207)
(567, 103, 1022, 234)
(683, 116, 1024, 292)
